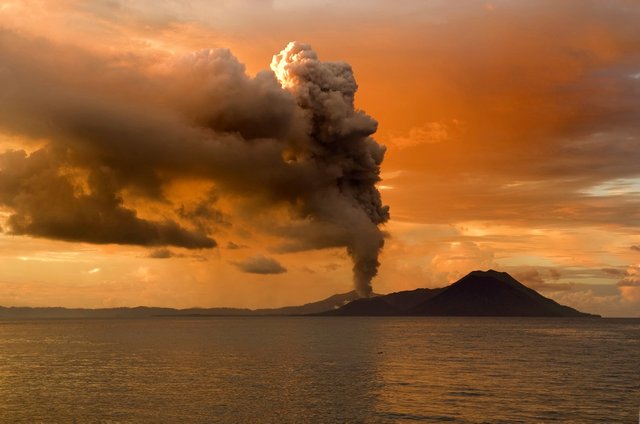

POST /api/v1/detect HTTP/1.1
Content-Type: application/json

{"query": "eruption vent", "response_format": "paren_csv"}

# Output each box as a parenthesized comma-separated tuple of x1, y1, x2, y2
(271, 42, 390, 297)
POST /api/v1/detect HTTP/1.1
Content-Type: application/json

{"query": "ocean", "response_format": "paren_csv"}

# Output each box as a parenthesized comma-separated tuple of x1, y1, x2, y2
(0, 317, 638, 423)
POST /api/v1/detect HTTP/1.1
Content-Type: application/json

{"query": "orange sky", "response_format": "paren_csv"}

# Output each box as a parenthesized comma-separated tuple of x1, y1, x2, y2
(1, 0, 639, 316)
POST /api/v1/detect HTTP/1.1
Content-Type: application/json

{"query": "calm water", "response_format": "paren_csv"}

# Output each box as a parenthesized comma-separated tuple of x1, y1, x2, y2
(0, 317, 638, 423)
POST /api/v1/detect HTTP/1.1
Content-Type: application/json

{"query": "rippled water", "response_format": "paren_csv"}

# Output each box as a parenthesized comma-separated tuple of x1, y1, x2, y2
(0, 317, 638, 423)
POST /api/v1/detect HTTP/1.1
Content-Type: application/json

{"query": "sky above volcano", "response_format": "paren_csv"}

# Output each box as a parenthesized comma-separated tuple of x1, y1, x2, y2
(1, 0, 639, 316)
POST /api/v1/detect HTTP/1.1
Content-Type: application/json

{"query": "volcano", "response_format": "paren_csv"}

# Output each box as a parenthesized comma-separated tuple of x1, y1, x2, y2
(324, 270, 599, 317)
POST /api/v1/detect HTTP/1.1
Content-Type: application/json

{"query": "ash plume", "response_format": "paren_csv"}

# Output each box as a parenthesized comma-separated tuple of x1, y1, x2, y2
(0, 32, 388, 296)
(271, 42, 389, 296)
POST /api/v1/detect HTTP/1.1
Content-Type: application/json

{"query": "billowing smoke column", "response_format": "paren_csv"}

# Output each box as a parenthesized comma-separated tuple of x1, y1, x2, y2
(271, 42, 390, 297)
(0, 32, 388, 297)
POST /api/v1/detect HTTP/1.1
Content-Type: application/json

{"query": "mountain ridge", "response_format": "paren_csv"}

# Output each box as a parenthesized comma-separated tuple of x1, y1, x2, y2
(323, 270, 599, 317)
(0, 270, 600, 318)
(0, 291, 363, 319)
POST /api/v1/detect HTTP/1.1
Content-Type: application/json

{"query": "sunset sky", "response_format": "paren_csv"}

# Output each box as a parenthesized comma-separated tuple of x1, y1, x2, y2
(1, 0, 639, 316)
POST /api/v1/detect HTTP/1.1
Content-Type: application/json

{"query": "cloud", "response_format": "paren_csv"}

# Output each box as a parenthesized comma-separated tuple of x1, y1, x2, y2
(389, 120, 463, 149)
(617, 265, 640, 303)
(176, 189, 228, 233)
(548, 268, 561, 280)
(618, 265, 640, 283)
(548, 287, 622, 316)
(602, 267, 625, 277)
(430, 241, 496, 284)
(0, 149, 216, 248)
(0, 32, 388, 294)
(324, 263, 341, 272)
(514, 268, 545, 287)
(631, 245, 640, 252)
(148, 248, 174, 259)
(300, 265, 316, 274)
(233, 255, 287, 274)
(368, 2, 640, 231)
(514, 268, 574, 292)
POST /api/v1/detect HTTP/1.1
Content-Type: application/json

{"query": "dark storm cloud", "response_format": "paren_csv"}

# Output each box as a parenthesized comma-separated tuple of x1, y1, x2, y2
(0, 32, 388, 294)
(232, 255, 287, 275)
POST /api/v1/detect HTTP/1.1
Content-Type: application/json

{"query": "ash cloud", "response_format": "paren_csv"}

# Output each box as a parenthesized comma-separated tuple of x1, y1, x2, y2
(270, 42, 389, 296)
(233, 255, 287, 275)
(0, 33, 388, 295)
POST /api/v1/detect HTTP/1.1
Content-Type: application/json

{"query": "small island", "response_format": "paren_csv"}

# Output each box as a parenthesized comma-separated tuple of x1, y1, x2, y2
(323, 270, 599, 317)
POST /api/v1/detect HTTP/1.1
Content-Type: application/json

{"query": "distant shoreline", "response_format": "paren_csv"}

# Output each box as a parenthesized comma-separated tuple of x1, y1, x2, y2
(0, 270, 616, 319)
(3, 313, 637, 320)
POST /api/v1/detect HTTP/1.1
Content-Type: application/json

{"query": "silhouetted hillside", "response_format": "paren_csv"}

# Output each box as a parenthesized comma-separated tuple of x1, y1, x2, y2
(323, 288, 443, 316)
(0, 272, 599, 318)
(325, 270, 599, 317)
(0, 291, 363, 319)
(255, 291, 363, 315)
(0, 306, 253, 319)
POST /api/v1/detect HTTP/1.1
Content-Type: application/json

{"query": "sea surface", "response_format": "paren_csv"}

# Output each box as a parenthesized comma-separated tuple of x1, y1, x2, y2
(0, 317, 638, 423)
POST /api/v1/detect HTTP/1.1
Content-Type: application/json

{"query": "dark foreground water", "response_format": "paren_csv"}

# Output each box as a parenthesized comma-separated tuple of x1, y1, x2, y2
(0, 317, 638, 423)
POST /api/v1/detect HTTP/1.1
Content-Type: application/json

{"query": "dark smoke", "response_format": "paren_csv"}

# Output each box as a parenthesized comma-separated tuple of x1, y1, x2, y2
(271, 42, 389, 296)
(0, 33, 388, 296)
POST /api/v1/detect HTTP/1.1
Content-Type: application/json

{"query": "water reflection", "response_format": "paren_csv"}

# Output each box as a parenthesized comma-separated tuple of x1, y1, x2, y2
(0, 317, 638, 423)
